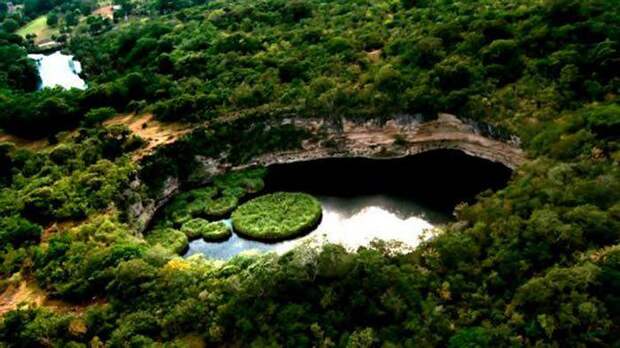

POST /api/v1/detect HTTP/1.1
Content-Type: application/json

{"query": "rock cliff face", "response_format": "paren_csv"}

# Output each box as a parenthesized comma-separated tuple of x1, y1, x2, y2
(129, 113, 525, 232)
(237, 113, 524, 171)
(127, 177, 179, 234)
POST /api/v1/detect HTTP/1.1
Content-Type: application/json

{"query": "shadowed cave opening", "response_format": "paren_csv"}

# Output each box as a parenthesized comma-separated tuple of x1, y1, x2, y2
(263, 149, 513, 215)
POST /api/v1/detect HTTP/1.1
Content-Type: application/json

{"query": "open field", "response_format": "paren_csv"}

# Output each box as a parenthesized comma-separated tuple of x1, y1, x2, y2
(16, 15, 59, 44)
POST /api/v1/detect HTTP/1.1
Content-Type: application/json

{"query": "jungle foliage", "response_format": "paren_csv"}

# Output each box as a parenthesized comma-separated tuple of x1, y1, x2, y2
(0, 0, 618, 347)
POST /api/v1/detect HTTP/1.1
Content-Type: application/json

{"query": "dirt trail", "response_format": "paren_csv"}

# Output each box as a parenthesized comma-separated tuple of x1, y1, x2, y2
(0, 279, 103, 316)
(104, 113, 192, 159)
(0, 281, 46, 315)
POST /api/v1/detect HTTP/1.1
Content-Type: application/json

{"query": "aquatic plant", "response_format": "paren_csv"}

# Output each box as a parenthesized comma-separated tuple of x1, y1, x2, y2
(205, 196, 239, 218)
(146, 227, 188, 254)
(181, 218, 231, 241)
(231, 192, 322, 241)
(155, 168, 267, 228)
(201, 221, 232, 241)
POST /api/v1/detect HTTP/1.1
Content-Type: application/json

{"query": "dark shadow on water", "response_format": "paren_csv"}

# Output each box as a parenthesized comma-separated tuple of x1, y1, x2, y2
(263, 149, 513, 215)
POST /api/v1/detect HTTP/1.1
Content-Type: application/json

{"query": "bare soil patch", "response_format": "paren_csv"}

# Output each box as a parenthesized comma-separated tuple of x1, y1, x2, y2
(93, 5, 114, 19)
(0, 279, 100, 316)
(104, 113, 192, 159)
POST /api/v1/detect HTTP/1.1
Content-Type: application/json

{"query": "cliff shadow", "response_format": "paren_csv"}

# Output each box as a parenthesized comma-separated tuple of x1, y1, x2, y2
(263, 149, 513, 214)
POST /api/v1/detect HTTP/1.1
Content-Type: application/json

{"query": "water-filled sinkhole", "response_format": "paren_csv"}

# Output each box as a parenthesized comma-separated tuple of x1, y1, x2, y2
(177, 149, 513, 259)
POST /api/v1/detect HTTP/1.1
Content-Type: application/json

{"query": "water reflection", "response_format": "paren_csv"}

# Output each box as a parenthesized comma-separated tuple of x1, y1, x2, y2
(28, 51, 86, 90)
(184, 195, 450, 260)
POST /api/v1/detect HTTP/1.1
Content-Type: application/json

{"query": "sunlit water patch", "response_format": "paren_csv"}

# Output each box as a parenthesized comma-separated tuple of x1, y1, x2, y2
(28, 51, 86, 90)
(184, 195, 450, 260)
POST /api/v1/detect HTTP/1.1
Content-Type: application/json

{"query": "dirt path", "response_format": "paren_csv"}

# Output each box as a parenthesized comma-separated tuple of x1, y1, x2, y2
(0, 281, 46, 315)
(0, 279, 103, 316)
(104, 113, 192, 160)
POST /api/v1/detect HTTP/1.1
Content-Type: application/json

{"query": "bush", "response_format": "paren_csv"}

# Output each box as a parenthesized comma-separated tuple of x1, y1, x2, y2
(584, 104, 620, 138)
(0, 216, 42, 247)
(231, 192, 322, 241)
(1, 19, 18, 33)
(84, 107, 116, 126)
(47, 12, 59, 27)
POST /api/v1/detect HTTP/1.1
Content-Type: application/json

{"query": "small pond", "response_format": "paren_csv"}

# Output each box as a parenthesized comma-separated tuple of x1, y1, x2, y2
(182, 150, 513, 260)
(28, 51, 86, 90)
(184, 195, 451, 259)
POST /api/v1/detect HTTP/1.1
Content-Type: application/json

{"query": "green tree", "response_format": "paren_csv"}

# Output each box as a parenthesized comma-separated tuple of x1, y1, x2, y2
(65, 11, 79, 27)
(46, 12, 58, 26)
(0, 215, 42, 246)
(1, 18, 18, 32)
(84, 107, 116, 126)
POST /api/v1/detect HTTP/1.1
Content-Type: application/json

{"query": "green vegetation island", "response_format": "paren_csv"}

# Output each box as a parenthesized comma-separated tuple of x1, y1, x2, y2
(0, 0, 618, 346)
(232, 192, 322, 241)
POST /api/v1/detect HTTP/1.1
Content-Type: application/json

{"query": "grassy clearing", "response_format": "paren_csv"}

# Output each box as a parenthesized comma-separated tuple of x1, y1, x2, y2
(16, 16, 59, 44)
(0, 129, 80, 152)
(231, 192, 322, 241)
(0, 132, 52, 151)
(0, 277, 98, 315)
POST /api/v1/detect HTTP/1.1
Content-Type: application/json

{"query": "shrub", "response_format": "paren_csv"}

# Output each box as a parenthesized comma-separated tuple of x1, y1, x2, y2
(84, 107, 116, 126)
(0, 216, 42, 247)
(584, 104, 620, 138)
(49, 144, 76, 164)
(47, 12, 59, 27)
(231, 192, 322, 241)
(1, 19, 18, 33)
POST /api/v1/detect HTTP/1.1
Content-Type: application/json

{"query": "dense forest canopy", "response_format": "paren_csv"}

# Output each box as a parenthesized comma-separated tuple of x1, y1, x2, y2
(0, 0, 618, 346)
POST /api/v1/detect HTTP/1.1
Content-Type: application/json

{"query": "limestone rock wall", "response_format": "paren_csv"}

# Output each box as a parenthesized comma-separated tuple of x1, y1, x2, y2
(129, 113, 525, 232)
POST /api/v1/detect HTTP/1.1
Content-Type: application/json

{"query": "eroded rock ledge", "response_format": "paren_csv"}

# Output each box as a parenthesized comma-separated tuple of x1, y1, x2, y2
(129, 113, 525, 232)
(237, 113, 524, 171)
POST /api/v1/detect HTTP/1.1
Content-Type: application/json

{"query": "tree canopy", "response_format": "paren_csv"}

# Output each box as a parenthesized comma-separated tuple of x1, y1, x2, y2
(0, 0, 618, 346)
